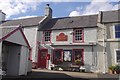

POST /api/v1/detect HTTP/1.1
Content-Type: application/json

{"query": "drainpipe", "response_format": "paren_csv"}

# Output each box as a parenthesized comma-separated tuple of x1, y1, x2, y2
(99, 11, 107, 74)
(103, 24, 106, 74)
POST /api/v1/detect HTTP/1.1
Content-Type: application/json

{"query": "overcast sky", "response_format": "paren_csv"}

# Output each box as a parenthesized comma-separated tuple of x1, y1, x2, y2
(0, 0, 119, 20)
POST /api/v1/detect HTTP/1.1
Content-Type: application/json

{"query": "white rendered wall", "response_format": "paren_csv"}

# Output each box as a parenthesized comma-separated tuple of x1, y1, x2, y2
(19, 46, 28, 75)
(5, 30, 27, 46)
(23, 27, 38, 62)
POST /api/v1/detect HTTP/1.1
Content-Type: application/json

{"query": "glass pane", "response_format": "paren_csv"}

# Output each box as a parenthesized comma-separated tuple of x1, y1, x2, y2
(64, 50, 72, 62)
(115, 32, 120, 38)
(117, 51, 120, 62)
(74, 50, 83, 65)
(54, 50, 62, 64)
(41, 52, 46, 59)
(115, 25, 120, 31)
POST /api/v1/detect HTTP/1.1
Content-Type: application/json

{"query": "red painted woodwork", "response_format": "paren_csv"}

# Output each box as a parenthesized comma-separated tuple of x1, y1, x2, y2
(53, 49, 63, 64)
(47, 54, 50, 60)
(56, 33, 68, 41)
(72, 49, 84, 65)
(38, 49, 48, 68)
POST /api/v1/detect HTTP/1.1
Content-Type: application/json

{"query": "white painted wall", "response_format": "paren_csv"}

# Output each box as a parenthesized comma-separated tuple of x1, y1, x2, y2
(5, 30, 27, 46)
(40, 28, 97, 45)
(84, 28, 97, 44)
(19, 46, 28, 75)
(52, 29, 73, 44)
(23, 27, 38, 62)
(27, 60, 32, 72)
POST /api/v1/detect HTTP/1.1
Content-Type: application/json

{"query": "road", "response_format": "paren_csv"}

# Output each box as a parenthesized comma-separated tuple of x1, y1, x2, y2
(2, 69, 119, 80)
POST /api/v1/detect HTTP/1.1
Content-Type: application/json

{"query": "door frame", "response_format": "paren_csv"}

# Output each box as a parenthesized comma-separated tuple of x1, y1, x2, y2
(38, 49, 48, 68)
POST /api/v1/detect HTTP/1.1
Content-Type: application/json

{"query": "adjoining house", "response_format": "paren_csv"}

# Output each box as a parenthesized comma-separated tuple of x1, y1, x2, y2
(97, 10, 120, 73)
(0, 25, 32, 76)
(1, 4, 52, 68)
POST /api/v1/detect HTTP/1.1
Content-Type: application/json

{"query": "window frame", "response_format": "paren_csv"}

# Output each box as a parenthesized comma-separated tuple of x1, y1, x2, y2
(114, 24, 120, 38)
(42, 30, 51, 43)
(115, 49, 120, 64)
(72, 49, 84, 65)
(73, 29, 84, 43)
(53, 49, 63, 64)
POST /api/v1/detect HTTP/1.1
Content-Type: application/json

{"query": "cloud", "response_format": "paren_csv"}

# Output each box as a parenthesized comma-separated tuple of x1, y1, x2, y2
(69, 11, 81, 17)
(13, 15, 38, 20)
(0, 0, 40, 19)
(69, 1, 120, 17)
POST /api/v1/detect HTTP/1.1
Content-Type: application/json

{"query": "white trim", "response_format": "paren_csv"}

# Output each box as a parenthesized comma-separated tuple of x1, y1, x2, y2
(114, 49, 120, 64)
(113, 24, 116, 39)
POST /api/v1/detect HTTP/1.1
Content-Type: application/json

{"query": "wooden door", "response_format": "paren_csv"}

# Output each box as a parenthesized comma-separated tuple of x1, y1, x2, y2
(38, 49, 48, 68)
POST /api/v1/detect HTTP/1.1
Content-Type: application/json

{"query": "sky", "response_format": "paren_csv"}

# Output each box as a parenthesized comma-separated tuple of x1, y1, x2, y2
(0, 0, 120, 20)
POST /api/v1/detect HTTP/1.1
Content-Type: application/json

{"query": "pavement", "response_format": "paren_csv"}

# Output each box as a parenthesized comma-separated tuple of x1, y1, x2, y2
(2, 69, 120, 80)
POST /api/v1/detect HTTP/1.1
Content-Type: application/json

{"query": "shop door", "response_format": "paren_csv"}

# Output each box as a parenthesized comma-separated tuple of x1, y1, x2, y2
(38, 49, 48, 68)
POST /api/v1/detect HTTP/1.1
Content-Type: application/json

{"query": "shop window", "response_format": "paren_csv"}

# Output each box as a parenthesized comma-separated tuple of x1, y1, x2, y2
(115, 24, 120, 38)
(73, 29, 84, 43)
(63, 50, 72, 62)
(53, 49, 63, 64)
(73, 49, 84, 65)
(116, 50, 120, 63)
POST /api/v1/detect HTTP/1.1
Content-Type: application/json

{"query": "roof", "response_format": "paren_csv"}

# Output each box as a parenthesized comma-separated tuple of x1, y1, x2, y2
(39, 14, 98, 30)
(102, 9, 120, 23)
(0, 26, 31, 49)
(1, 16, 44, 27)
(2, 26, 17, 37)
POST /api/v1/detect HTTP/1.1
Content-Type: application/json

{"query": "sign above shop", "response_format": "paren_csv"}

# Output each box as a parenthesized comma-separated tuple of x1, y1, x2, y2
(56, 33, 68, 41)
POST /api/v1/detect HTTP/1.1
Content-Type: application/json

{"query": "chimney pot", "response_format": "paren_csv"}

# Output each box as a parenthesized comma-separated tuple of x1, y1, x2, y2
(46, 4, 49, 7)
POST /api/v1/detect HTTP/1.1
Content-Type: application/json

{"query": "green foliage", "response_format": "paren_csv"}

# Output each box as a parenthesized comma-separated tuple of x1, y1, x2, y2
(75, 59, 82, 65)
(109, 65, 120, 71)
(108, 65, 115, 71)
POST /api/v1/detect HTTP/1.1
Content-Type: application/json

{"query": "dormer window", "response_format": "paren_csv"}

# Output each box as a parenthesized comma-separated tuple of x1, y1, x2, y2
(43, 31, 51, 43)
(115, 24, 120, 38)
(73, 29, 84, 43)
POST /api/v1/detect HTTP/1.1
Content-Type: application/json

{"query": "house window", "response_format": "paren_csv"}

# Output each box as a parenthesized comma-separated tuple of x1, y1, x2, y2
(115, 24, 120, 38)
(73, 49, 84, 65)
(116, 50, 120, 63)
(53, 49, 63, 65)
(73, 29, 84, 42)
(43, 31, 51, 43)
(63, 50, 72, 62)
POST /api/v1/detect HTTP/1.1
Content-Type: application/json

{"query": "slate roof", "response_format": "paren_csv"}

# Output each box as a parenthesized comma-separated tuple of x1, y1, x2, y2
(0, 26, 17, 38)
(102, 9, 120, 23)
(1, 16, 44, 27)
(39, 14, 98, 30)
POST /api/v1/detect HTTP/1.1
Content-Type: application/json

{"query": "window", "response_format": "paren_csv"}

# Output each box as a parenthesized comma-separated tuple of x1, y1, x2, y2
(43, 31, 51, 43)
(73, 29, 83, 42)
(73, 49, 84, 65)
(116, 50, 120, 63)
(63, 50, 72, 62)
(53, 49, 63, 64)
(115, 24, 120, 38)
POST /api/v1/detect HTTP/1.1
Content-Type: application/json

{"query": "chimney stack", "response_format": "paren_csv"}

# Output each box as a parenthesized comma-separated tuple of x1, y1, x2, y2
(0, 10, 6, 22)
(45, 4, 52, 18)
